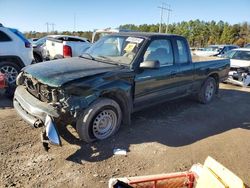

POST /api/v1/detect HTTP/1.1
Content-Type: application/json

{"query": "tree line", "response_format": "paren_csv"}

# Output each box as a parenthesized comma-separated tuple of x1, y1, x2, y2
(24, 31, 93, 42)
(120, 20, 250, 47)
(24, 20, 250, 47)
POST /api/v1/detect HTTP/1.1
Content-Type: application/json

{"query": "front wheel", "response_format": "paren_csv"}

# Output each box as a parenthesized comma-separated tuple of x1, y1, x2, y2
(76, 98, 122, 143)
(198, 77, 217, 104)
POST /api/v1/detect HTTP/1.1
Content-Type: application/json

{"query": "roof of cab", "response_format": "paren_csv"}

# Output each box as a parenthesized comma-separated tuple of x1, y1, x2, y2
(109, 32, 182, 39)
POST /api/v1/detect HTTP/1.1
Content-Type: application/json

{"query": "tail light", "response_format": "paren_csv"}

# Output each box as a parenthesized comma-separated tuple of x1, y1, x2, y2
(63, 45, 72, 58)
(25, 41, 31, 48)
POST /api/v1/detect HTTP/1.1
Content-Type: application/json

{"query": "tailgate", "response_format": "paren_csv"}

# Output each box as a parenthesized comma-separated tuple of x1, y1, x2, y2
(63, 41, 91, 57)
(46, 38, 63, 59)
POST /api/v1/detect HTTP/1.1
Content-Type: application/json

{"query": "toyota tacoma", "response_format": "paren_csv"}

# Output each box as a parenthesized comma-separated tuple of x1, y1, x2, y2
(13, 33, 230, 149)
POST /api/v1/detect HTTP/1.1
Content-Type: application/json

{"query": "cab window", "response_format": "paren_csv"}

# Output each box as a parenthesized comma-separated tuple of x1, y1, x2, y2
(143, 39, 174, 66)
(177, 39, 189, 63)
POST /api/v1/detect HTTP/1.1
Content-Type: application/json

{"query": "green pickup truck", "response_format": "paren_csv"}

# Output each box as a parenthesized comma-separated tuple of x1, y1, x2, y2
(13, 33, 230, 149)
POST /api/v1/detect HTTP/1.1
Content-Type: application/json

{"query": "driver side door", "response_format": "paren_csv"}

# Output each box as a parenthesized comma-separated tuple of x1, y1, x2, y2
(134, 38, 180, 110)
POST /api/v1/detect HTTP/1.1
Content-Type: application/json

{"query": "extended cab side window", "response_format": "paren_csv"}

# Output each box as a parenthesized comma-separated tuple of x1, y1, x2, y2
(143, 39, 174, 67)
(177, 39, 188, 63)
(0, 31, 12, 42)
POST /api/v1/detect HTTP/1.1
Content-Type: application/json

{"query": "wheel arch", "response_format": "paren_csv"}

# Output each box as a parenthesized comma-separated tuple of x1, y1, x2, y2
(0, 56, 25, 69)
(208, 73, 219, 93)
(100, 89, 132, 126)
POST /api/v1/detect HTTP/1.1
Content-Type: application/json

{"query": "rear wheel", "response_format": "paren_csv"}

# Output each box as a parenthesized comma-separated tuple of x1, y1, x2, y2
(34, 53, 43, 63)
(0, 62, 20, 85)
(76, 98, 122, 143)
(198, 77, 217, 104)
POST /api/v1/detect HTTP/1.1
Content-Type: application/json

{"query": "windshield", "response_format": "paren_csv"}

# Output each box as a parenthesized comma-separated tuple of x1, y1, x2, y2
(84, 35, 144, 65)
(204, 46, 222, 52)
(34, 36, 47, 46)
(226, 50, 250, 61)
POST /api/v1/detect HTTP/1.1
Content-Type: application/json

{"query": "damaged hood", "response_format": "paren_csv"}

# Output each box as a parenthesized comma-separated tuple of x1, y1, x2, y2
(23, 57, 123, 87)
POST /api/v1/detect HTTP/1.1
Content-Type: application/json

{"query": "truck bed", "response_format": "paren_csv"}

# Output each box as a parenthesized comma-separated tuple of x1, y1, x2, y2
(192, 55, 224, 63)
(191, 55, 230, 83)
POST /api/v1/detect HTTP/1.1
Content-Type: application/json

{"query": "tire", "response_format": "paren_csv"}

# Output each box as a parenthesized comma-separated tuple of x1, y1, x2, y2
(34, 53, 43, 63)
(198, 77, 217, 104)
(0, 62, 21, 97)
(76, 98, 122, 143)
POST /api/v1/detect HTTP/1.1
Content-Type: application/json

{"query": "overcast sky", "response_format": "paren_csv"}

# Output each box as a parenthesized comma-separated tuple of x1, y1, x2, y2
(1, 0, 250, 32)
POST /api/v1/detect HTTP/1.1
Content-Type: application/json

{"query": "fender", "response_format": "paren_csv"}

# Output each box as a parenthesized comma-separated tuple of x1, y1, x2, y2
(99, 81, 133, 126)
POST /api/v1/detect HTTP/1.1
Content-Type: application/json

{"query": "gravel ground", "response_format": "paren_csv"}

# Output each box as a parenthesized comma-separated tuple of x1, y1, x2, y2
(0, 83, 249, 187)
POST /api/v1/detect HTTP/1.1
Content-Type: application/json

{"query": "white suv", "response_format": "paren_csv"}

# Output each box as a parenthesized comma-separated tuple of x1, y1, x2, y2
(0, 24, 34, 86)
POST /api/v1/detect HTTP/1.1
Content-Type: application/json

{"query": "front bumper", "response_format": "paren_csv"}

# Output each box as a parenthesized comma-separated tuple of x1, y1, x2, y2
(14, 86, 61, 148)
(226, 71, 250, 87)
(14, 86, 59, 127)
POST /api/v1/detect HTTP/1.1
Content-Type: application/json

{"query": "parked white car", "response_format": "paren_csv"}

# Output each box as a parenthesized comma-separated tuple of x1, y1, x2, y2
(193, 45, 238, 57)
(223, 48, 250, 87)
(244, 43, 250, 48)
(46, 35, 91, 60)
(0, 24, 33, 86)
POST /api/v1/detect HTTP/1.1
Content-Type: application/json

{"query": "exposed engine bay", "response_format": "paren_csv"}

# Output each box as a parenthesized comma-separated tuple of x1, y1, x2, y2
(227, 67, 250, 87)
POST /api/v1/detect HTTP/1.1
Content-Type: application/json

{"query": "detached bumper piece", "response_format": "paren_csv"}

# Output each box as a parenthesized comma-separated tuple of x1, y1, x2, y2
(41, 115, 61, 151)
(14, 86, 61, 150)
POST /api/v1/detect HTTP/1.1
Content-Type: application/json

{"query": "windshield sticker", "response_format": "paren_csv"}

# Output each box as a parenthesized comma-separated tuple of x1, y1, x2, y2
(126, 37, 143, 43)
(124, 43, 136, 52)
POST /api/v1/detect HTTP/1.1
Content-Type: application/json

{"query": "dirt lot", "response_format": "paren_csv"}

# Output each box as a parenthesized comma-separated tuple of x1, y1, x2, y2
(0, 83, 250, 188)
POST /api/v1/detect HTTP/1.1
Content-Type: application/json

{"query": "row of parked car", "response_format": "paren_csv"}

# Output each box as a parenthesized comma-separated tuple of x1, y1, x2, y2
(32, 35, 91, 63)
(31, 28, 133, 63)
(192, 44, 239, 57)
(0, 24, 92, 95)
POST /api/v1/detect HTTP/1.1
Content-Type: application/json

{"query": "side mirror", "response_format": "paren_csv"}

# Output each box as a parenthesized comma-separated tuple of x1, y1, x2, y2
(140, 60, 160, 69)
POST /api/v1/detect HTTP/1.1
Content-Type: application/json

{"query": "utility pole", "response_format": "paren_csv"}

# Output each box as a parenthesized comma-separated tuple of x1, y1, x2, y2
(45, 22, 49, 33)
(158, 3, 166, 33)
(158, 2, 172, 33)
(51, 23, 55, 33)
(165, 4, 172, 33)
(74, 13, 76, 32)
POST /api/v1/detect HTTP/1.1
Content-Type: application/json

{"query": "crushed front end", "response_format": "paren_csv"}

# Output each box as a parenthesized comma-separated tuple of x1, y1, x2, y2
(13, 72, 84, 150)
(227, 67, 250, 87)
